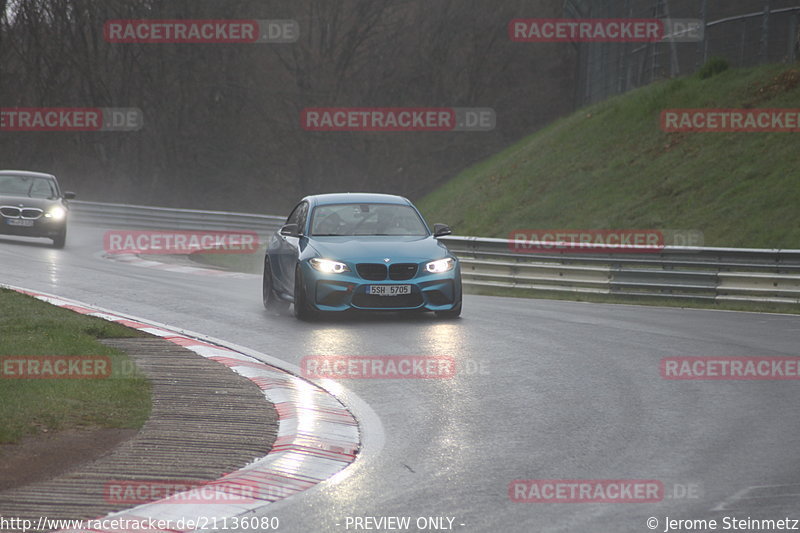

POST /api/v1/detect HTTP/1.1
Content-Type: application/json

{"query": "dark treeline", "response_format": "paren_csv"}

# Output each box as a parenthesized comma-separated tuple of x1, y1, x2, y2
(0, 0, 574, 213)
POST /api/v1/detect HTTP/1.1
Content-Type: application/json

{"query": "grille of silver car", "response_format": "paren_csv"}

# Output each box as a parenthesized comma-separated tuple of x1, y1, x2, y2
(0, 206, 44, 219)
(21, 208, 43, 219)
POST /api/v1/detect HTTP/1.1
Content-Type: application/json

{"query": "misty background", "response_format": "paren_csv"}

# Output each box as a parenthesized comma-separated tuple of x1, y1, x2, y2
(1, 0, 796, 214)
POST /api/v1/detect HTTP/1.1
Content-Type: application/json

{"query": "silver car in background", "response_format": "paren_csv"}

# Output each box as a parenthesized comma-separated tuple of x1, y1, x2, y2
(0, 170, 76, 248)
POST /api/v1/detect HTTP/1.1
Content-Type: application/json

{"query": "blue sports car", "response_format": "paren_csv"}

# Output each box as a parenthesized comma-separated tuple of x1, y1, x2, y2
(263, 193, 462, 320)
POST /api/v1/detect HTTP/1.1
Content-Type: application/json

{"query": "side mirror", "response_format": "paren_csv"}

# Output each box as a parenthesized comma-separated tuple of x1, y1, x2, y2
(279, 223, 299, 237)
(433, 223, 452, 238)
(63, 191, 76, 200)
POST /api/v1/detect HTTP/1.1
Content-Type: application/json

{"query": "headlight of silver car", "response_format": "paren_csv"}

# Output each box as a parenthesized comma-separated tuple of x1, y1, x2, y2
(309, 258, 350, 274)
(425, 257, 455, 273)
(44, 206, 66, 221)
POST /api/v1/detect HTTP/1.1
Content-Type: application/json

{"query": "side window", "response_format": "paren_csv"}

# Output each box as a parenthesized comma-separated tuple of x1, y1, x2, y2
(296, 202, 309, 234)
(285, 202, 309, 234)
(286, 203, 303, 225)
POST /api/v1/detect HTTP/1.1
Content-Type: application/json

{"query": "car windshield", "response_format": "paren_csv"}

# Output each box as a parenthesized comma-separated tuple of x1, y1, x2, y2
(0, 175, 58, 199)
(310, 203, 428, 236)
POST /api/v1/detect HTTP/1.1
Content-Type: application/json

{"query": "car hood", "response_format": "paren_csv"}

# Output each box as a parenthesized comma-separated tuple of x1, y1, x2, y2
(0, 195, 63, 209)
(306, 235, 450, 263)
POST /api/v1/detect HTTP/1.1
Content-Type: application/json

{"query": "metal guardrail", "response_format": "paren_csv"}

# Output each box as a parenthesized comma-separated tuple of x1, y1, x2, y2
(440, 236, 800, 305)
(71, 201, 800, 305)
(70, 200, 285, 234)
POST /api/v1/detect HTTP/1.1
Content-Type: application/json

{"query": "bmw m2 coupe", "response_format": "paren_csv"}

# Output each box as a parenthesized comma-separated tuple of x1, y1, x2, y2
(0, 170, 76, 248)
(263, 193, 462, 320)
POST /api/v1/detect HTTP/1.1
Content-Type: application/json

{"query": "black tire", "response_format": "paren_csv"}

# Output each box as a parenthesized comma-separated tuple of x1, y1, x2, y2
(293, 265, 317, 321)
(263, 258, 289, 314)
(435, 298, 462, 319)
(51, 227, 67, 249)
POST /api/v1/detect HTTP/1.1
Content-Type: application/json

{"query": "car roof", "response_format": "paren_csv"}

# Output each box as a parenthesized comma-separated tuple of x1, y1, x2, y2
(303, 193, 413, 207)
(0, 170, 57, 180)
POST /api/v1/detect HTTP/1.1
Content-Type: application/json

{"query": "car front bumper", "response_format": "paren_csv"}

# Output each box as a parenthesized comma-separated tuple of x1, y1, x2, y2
(302, 263, 462, 312)
(0, 217, 66, 239)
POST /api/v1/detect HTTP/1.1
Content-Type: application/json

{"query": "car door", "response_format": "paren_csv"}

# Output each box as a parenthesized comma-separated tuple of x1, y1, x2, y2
(274, 201, 308, 293)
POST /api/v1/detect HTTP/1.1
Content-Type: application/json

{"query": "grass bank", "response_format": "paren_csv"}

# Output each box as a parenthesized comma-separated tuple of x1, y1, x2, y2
(0, 289, 150, 444)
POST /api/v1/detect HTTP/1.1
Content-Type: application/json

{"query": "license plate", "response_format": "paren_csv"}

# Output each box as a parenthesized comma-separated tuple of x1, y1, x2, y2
(368, 285, 412, 296)
(6, 219, 33, 227)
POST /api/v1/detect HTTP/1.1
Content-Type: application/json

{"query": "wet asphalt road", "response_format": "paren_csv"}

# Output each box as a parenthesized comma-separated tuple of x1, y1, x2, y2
(2, 224, 800, 533)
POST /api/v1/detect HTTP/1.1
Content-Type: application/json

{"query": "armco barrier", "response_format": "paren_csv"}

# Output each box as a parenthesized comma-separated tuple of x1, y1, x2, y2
(70, 201, 800, 305)
(440, 236, 800, 305)
(70, 200, 284, 234)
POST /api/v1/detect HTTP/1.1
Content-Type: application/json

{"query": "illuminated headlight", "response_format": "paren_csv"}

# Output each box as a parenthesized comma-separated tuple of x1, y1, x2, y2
(44, 207, 66, 220)
(425, 257, 455, 273)
(309, 258, 350, 274)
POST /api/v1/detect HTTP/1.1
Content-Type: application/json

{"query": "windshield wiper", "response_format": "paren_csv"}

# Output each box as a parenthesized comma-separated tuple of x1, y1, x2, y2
(353, 233, 422, 236)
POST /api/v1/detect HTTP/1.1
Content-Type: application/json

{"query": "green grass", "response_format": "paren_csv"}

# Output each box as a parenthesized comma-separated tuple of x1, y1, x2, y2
(0, 289, 151, 444)
(417, 63, 800, 248)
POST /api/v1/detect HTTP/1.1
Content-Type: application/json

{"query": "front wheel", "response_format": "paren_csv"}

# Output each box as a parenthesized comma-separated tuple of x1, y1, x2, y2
(51, 227, 67, 249)
(263, 258, 289, 314)
(293, 265, 318, 321)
